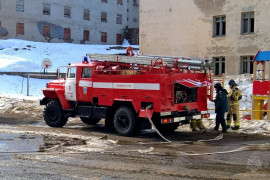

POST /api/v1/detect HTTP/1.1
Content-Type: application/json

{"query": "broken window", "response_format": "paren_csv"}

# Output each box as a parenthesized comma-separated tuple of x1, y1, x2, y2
(213, 15, 226, 36)
(101, 32, 107, 43)
(240, 56, 253, 74)
(43, 3, 50, 15)
(242, 12, 254, 34)
(101, 12, 107, 22)
(64, 6, 71, 18)
(16, 0, 24, 12)
(16, 23, 24, 35)
(116, 14, 122, 24)
(64, 28, 71, 39)
(83, 9, 90, 20)
(83, 30, 89, 41)
(43, 25, 50, 38)
(117, 0, 123, 5)
(213, 57, 225, 75)
(116, 34, 122, 45)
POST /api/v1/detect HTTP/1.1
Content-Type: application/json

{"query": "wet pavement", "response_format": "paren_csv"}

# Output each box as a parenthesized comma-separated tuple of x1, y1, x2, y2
(0, 118, 270, 179)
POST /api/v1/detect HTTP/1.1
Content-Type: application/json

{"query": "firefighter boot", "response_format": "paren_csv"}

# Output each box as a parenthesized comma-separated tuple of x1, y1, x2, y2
(232, 114, 240, 130)
(226, 114, 231, 129)
(190, 120, 197, 131)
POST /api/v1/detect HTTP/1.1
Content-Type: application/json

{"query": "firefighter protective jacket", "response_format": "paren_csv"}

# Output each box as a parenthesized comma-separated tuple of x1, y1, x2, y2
(228, 86, 242, 106)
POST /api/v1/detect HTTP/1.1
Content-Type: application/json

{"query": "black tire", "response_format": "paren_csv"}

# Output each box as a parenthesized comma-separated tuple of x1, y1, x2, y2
(44, 100, 68, 127)
(80, 117, 101, 125)
(113, 106, 138, 136)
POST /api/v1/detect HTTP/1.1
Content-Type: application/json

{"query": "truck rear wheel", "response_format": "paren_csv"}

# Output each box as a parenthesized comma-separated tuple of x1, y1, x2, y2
(44, 100, 68, 127)
(80, 117, 101, 125)
(113, 106, 138, 136)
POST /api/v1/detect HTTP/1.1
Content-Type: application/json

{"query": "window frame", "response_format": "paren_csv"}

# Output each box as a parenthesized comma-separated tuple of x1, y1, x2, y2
(101, 32, 107, 43)
(43, 25, 50, 38)
(83, 30, 90, 41)
(43, 3, 50, 15)
(241, 11, 254, 34)
(101, 12, 107, 22)
(64, 28, 71, 40)
(240, 56, 254, 74)
(83, 9, 90, 20)
(213, 15, 226, 37)
(16, 22, 24, 35)
(16, 0, 24, 12)
(64, 6, 71, 18)
(116, 14, 122, 24)
(213, 57, 225, 75)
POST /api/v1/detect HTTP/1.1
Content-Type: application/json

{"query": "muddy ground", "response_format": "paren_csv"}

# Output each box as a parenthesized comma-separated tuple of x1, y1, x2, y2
(0, 97, 270, 179)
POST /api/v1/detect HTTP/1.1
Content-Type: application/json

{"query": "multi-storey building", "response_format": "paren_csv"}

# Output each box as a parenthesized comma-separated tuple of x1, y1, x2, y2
(0, 0, 139, 45)
(140, 0, 270, 75)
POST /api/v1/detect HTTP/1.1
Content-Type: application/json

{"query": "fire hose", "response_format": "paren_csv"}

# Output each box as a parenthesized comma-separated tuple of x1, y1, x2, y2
(145, 105, 172, 143)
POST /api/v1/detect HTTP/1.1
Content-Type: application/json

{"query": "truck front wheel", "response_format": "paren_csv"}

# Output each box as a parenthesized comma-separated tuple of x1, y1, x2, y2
(44, 100, 68, 127)
(80, 117, 101, 125)
(113, 106, 138, 136)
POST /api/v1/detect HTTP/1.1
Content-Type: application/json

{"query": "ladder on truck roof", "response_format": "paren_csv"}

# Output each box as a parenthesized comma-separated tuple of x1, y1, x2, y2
(87, 54, 213, 71)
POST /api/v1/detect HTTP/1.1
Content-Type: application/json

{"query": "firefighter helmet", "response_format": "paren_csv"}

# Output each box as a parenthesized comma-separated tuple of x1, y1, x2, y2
(228, 79, 237, 86)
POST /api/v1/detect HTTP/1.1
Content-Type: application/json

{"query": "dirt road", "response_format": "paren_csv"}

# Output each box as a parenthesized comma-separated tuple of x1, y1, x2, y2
(0, 98, 270, 179)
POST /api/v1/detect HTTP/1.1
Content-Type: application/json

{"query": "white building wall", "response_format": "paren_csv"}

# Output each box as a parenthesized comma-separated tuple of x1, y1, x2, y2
(0, 0, 139, 45)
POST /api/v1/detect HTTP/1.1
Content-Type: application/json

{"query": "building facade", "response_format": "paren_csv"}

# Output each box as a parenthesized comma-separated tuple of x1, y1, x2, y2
(140, 0, 270, 75)
(0, 0, 139, 45)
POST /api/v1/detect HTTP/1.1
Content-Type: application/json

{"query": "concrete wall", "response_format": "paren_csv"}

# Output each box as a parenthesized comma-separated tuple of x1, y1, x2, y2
(140, 0, 270, 75)
(0, 0, 139, 45)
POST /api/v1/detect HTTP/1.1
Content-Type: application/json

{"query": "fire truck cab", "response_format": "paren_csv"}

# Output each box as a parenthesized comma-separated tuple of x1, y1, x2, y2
(40, 54, 213, 136)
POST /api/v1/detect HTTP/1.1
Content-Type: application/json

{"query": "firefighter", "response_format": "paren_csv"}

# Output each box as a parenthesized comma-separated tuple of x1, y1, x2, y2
(190, 119, 205, 132)
(226, 79, 242, 130)
(213, 83, 228, 133)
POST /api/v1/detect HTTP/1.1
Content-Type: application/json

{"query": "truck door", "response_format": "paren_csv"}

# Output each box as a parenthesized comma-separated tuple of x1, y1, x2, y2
(65, 67, 77, 101)
(77, 67, 93, 102)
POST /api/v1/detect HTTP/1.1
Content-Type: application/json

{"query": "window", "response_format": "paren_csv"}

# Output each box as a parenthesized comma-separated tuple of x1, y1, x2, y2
(101, 32, 107, 42)
(67, 67, 76, 78)
(101, 0, 108, 3)
(16, 0, 24, 12)
(83, 9, 90, 20)
(242, 12, 254, 34)
(64, 28, 71, 39)
(133, 0, 138, 7)
(43, 26, 50, 38)
(240, 56, 253, 74)
(213, 57, 225, 75)
(213, 16, 226, 36)
(64, 6, 71, 18)
(133, 18, 137, 23)
(101, 12, 107, 22)
(82, 68, 91, 78)
(43, 3, 50, 15)
(16, 23, 24, 35)
(83, 30, 89, 41)
(116, 14, 122, 24)
(117, 0, 123, 5)
(0, 21, 2, 34)
(116, 34, 122, 45)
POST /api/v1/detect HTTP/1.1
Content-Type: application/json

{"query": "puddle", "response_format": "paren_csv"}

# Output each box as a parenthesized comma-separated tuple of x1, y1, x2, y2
(0, 133, 44, 153)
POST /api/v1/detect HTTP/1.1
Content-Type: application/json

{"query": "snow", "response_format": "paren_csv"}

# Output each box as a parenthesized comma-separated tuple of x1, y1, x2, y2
(0, 39, 269, 136)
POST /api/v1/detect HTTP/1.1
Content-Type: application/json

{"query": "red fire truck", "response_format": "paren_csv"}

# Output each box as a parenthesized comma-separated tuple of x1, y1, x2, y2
(40, 53, 213, 136)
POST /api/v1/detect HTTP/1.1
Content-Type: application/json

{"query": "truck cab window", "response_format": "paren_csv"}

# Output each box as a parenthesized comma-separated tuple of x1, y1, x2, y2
(82, 67, 91, 78)
(67, 67, 76, 78)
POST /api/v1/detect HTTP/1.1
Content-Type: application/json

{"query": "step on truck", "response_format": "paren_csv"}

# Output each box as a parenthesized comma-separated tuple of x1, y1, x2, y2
(40, 53, 213, 136)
